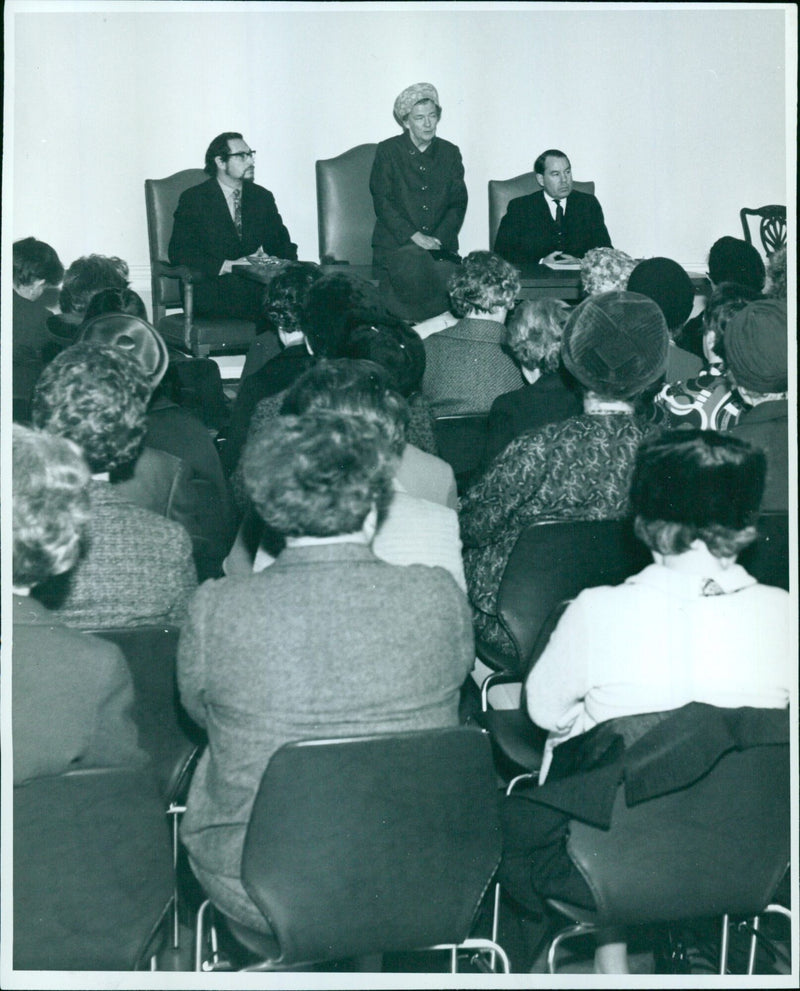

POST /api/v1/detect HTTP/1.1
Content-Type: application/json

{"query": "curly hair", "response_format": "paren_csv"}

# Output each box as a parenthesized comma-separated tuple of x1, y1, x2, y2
(13, 237, 64, 288)
(59, 255, 130, 316)
(341, 315, 426, 397)
(257, 261, 322, 337)
(580, 247, 638, 297)
(631, 429, 765, 560)
(765, 246, 787, 301)
(506, 298, 569, 373)
(32, 343, 151, 473)
(13, 424, 91, 588)
(701, 282, 762, 355)
(243, 412, 394, 538)
(281, 359, 409, 457)
(448, 251, 520, 317)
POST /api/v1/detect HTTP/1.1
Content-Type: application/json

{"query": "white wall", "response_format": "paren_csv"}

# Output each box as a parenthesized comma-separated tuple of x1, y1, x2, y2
(5, 2, 793, 291)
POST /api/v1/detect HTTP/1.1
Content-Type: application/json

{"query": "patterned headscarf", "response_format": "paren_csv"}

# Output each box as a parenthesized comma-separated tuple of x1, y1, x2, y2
(393, 83, 440, 125)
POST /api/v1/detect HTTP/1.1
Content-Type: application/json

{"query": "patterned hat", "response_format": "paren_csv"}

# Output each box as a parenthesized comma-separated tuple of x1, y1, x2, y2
(79, 314, 169, 387)
(393, 83, 440, 124)
(562, 291, 669, 399)
(724, 299, 787, 393)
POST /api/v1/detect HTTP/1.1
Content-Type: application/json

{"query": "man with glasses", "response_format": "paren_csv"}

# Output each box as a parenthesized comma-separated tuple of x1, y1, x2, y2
(170, 132, 297, 319)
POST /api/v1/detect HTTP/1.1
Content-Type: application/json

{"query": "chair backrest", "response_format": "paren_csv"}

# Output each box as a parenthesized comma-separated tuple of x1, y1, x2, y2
(488, 173, 595, 250)
(739, 205, 787, 256)
(91, 625, 205, 800)
(497, 519, 651, 677)
(315, 143, 378, 265)
(241, 727, 501, 966)
(144, 169, 207, 315)
(434, 413, 490, 481)
(564, 740, 790, 926)
(14, 765, 173, 970)
(739, 512, 790, 591)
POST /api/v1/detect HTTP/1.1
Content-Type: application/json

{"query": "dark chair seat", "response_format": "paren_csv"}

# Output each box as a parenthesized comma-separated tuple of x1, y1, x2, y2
(196, 727, 509, 973)
(14, 766, 173, 970)
(156, 312, 256, 355)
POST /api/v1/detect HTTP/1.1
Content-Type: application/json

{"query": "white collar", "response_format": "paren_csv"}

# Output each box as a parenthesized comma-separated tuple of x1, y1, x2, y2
(543, 190, 566, 219)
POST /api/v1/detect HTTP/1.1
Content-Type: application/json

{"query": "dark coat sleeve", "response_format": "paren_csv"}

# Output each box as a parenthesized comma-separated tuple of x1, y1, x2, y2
(169, 181, 296, 279)
(370, 141, 419, 246)
(494, 196, 552, 266)
(580, 195, 612, 254)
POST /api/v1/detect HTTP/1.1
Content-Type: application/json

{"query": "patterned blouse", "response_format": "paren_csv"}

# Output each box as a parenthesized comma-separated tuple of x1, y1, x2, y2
(653, 365, 745, 431)
(460, 413, 653, 650)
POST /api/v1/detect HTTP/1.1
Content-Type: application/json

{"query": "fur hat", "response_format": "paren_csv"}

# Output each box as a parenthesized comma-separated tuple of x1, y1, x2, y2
(562, 291, 669, 399)
(627, 257, 694, 332)
(79, 313, 168, 387)
(631, 430, 765, 531)
(393, 83, 440, 124)
(724, 299, 787, 393)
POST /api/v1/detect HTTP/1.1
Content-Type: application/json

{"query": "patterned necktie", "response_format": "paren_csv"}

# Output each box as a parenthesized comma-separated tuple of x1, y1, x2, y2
(232, 188, 243, 238)
(554, 199, 564, 249)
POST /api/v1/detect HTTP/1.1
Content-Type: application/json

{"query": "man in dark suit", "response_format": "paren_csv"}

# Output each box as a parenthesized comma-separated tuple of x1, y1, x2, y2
(494, 149, 611, 267)
(169, 132, 298, 319)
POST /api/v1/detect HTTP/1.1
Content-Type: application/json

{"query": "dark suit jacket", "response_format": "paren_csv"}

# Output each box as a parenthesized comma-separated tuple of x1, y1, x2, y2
(13, 595, 146, 783)
(169, 178, 297, 279)
(494, 189, 611, 266)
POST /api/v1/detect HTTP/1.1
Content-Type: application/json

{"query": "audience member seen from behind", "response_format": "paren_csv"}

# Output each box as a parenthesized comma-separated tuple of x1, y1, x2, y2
(12, 237, 65, 422)
(676, 236, 766, 357)
(222, 262, 321, 476)
(627, 256, 702, 384)
(502, 430, 790, 974)
(370, 82, 468, 322)
(285, 359, 457, 510)
(654, 281, 760, 431)
(493, 149, 611, 267)
(724, 299, 788, 511)
(49, 254, 130, 347)
(342, 314, 437, 454)
(78, 313, 236, 579)
(423, 251, 522, 415)
(31, 343, 197, 628)
(485, 298, 582, 465)
(178, 411, 474, 934)
(460, 291, 669, 655)
(579, 246, 637, 297)
(225, 359, 465, 587)
(12, 424, 145, 784)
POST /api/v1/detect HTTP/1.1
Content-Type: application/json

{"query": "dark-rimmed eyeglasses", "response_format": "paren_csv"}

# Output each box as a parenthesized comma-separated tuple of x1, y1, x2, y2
(226, 150, 256, 160)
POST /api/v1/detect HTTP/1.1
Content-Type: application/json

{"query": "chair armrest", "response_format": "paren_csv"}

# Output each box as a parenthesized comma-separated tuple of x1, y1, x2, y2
(153, 259, 206, 284)
(481, 671, 522, 712)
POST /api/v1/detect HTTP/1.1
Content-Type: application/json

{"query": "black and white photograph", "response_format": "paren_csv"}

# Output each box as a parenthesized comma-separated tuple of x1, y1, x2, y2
(1, 1, 796, 987)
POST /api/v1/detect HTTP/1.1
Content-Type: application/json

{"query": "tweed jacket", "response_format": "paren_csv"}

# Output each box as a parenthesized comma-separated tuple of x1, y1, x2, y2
(730, 399, 788, 511)
(370, 132, 467, 260)
(34, 480, 197, 629)
(422, 318, 523, 415)
(12, 595, 145, 783)
(178, 542, 474, 928)
(485, 369, 583, 466)
(461, 413, 653, 649)
(494, 189, 611, 266)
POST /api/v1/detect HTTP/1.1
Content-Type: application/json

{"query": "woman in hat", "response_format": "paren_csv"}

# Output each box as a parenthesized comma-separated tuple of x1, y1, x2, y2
(460, 290, 670, 654)
(370, 82, 468, 322)
(500, 429, 790, 973)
